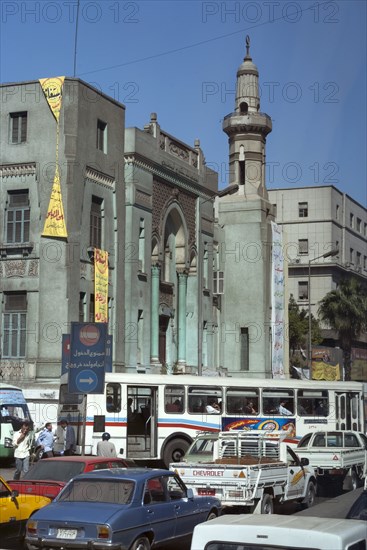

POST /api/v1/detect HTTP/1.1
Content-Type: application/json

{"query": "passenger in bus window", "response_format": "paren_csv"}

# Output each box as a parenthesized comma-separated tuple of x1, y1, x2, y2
(315, 401, 327, 416)
(127, 398, 134, 418)
(278, 400, 293, 416)
(244, 401, 257, 415)
(206, 399, 221, 414)
(107, 395, 114, 412)
(1, 406, 9, 416)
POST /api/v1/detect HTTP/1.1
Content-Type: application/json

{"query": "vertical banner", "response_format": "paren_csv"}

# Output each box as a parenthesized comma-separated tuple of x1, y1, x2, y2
(41, 165, 68, 238)
(94, 248, 109, 323)
(271, 221, 285, 378)
(39, 76, 68, 238)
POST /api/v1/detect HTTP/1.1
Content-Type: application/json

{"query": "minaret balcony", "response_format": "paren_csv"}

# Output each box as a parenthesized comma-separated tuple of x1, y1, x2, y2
(223, 111, 272, 136)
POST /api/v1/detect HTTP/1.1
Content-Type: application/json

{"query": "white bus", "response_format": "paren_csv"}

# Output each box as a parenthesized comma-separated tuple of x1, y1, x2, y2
(0, 383, 32, 461)
(57, 373, 364, 467)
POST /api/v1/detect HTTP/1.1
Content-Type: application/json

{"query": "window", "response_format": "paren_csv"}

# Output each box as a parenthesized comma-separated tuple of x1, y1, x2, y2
(356, 218, 362, 233)
(188, 386, 222, 414)
(10, 112, 27, 143)
(336, 204, 340, 220)
(226, 388, 259, 415)
(97, 119, 107, 153)
(297, 390, 328, 417)
(79, 292, 86, 322)
(356, 252, 361, 269)
(298, 281, 308, 300)
(262, 389, 294, 415)
(298, 239, 308, 255)
(6, 191, 30, 243)
(90, 196, 103, 248)
(89, 294, 95, 322)
(240, 327, 249, 371)
(298, 202, 308, 217)
(138, 218, 145, 272)
(364, 256, 367, 271)
(364, 223, 367, 237)
(106, 383, 121, 413)
(350, 248, 354, 264)
(2, 293, 27, 358)
(164, 385, 185, 413)
(350, 213, 354, 228)
(213, 271, 224, 294)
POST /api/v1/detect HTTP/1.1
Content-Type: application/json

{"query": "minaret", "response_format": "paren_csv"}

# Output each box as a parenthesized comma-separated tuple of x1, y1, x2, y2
(223, 36, 272, 197)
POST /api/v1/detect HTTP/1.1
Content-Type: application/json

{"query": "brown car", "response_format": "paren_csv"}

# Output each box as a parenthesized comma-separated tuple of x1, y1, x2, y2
(8, 455, 136, 500)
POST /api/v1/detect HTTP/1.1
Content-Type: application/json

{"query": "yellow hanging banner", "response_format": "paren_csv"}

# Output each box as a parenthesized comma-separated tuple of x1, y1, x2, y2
(312, 361, 341, 381)
(94, 249, 109, 323)
(39, 76, 65, 122)
(42, 165, 68, 238)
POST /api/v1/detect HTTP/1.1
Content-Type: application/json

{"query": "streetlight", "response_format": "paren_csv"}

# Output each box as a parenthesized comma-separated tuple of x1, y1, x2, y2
(308, 248, 339, 377)
(197, 184, 239, 375)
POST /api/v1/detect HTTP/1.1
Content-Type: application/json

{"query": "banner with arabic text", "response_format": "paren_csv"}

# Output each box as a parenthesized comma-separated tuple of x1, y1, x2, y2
(39, 76, 65, 122)
(271, 221, 285, 378)
(94, 249, 109, 323)
(312, 361, 340, 381)
(42, 165, 68, 238)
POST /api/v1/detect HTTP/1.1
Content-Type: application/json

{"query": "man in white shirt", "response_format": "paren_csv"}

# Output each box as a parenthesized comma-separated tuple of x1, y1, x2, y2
(278, 401, 293, 416)
(12, 420, 33, 479)
(206, 399, 221, 414)
(97, 432, 117, 457)
(36, 422, 55, 458)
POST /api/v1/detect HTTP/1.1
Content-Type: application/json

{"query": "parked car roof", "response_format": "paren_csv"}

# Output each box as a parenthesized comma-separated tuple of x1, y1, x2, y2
(346, 489, 367, 521)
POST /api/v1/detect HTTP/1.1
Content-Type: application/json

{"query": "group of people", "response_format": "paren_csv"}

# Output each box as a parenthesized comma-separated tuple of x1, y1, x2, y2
(12, 418, 76, 480)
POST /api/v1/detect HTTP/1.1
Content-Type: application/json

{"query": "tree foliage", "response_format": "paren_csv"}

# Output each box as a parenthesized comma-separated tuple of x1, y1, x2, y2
(318, 278, 367, 380)
(288, 295, 322, 359)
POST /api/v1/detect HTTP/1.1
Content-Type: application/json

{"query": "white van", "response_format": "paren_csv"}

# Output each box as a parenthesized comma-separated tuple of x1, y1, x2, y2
(191, 514, 367, 550)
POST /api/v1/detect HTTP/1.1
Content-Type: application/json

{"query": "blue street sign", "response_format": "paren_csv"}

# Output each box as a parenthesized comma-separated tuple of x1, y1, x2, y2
(68, 323, 107, 394)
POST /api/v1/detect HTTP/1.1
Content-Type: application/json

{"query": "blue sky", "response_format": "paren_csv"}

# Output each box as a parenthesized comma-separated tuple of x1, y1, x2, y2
(1, 0, 366, 206)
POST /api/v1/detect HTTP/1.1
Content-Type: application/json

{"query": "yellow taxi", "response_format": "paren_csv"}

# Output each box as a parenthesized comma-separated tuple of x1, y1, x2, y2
(0, 475, 51, 545)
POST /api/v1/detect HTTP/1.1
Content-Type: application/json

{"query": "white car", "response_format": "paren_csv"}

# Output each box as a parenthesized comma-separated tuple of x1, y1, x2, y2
(191, 514, 367, 550)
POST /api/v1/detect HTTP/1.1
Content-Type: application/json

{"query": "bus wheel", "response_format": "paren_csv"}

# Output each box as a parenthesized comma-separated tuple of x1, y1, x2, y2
(163, 438, 190, 467)
(261, 493, 273, 514)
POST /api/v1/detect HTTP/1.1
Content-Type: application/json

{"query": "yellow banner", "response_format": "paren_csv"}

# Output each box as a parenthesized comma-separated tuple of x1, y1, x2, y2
(39, 77, 65, 122)
(312, 361, 340, 381)
(42, 165, 68, 238)
(94, 249, 109, 323)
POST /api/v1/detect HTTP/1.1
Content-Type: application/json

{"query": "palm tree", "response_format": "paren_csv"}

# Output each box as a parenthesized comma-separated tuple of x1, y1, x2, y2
(318, 278, 367, 380)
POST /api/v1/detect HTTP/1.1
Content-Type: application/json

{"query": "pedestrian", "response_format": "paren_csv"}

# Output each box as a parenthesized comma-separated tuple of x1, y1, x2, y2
(36, 422, 55, 458)
(59, 418, 76, 455)
(12, 420, 33, 480)
(97, 432, 117, 457)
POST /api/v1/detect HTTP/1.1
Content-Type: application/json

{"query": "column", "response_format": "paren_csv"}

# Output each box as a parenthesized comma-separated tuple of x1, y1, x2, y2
(177, 270, 188, 366)
(150, 265, 160, 364)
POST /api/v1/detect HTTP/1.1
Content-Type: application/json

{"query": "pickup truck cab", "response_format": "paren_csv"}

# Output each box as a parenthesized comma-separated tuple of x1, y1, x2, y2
(296, 430, 367, 494)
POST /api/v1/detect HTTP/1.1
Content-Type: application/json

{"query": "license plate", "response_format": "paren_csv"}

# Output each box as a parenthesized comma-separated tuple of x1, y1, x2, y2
(57, 528, 77, 539)
(198, 488, 215, 496)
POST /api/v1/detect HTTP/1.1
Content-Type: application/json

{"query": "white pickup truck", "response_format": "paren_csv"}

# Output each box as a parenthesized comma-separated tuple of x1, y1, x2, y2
(296, 430, 367, 494)
(170, 431, 317, 514)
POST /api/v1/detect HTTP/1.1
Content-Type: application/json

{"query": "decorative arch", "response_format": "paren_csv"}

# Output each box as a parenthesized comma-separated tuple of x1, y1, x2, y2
(161, 202, 189, 282)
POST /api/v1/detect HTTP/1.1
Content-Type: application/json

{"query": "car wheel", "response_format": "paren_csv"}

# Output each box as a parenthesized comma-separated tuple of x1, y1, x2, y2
(206, 510, 218, 521)
(302, 481, 316, 509)
(129, 536, 151, 550)
(163, 438, 190, 467)
(261, 493, 273, 514)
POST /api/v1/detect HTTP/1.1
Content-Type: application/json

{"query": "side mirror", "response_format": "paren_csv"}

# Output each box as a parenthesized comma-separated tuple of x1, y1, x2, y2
(119, 448, 124, 455)
(300, 457, 309, 466)
(11, 490, 19, 500)
(187, 488, 194, 500)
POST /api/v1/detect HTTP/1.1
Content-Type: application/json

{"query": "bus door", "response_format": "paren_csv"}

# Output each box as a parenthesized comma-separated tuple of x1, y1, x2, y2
(126, 386, 158, 460)
(335, 392, 361, 431)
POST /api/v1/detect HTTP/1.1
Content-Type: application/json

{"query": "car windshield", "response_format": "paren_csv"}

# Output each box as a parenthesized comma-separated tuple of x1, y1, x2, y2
(58, 479, 135, 504)
(23, 460, 86, 481)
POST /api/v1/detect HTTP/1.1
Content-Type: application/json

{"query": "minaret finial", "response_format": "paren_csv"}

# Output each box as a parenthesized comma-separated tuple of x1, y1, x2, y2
(245, 35, 251, 59)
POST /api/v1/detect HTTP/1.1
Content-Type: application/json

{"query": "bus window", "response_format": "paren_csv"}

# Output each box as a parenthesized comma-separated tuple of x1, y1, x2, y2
(188, 386, 222, 414)
(297, 390, 328, 416)
(262, 389, 294, 415)
(226, 388, 259, 415)
(106, 383, 121, 413)
(164, 385, 184, 413)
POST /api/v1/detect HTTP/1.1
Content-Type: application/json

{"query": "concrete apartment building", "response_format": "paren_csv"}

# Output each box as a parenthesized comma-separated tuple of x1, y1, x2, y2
(269, 186, 367, 378)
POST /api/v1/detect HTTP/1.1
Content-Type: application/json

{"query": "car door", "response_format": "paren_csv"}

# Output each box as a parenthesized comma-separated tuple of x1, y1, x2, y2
(284, 447, 306, 500)
(143, 475, 176, 544)
(165, 474, 208, 538)
(0, 478, 24, 542)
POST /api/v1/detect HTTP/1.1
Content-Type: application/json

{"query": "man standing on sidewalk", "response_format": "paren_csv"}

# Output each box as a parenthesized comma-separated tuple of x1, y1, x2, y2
(36, 422, 55, 458)
(12, 420, 33, 480)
